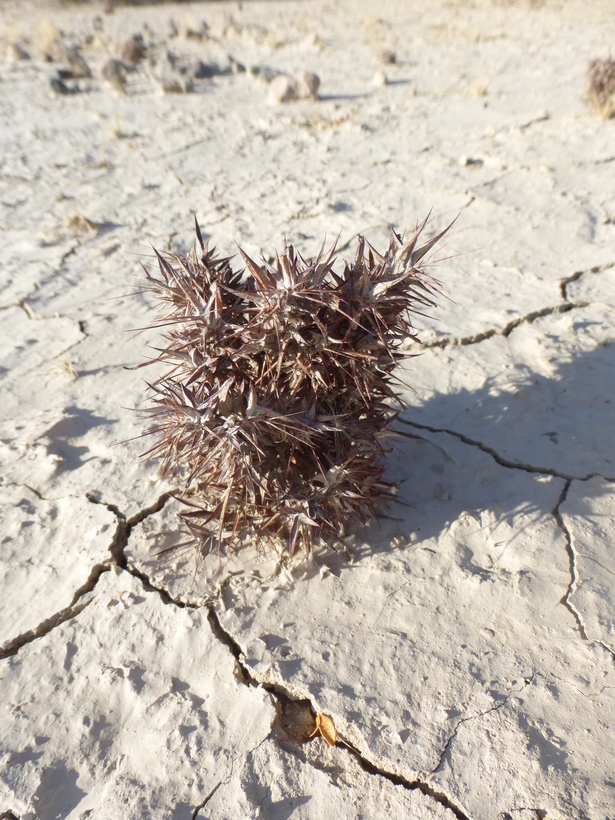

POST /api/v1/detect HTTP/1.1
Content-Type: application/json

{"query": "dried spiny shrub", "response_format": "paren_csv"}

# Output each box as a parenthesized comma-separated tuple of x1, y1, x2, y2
(587, 56, 615, 118)
(133, 215, 451, 566)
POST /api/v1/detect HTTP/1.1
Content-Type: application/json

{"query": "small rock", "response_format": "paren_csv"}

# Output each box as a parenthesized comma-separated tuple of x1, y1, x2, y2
(154, 75, 188, 94)
(49, 75, 74, 95)
(380, 48, 397, 65)
(7, 41, 30, 60)
(182, 19, 209, 41)
(65, 45, 92, 79)
(459, 156, 484, 167)
(269, 74, 297, 103)
(250, 64, 281, 83)
(35, 20, 63, 61)
(44, 39, 67, 63)
(88, 32, 110, 52)
(228, 54, 246, 74)
(222, 13, 242, 38)
(297, 70, 320, 99)
(121, 35, 146, 64)
(67, 214, 99, 234)
(191, 60, 224, 80)
(269, 70, 320, 103)
(50, 75, 76, 95)
(102, 58, 128, 93)
(149, 50, 193, 93)
(372, 69, 388, 86)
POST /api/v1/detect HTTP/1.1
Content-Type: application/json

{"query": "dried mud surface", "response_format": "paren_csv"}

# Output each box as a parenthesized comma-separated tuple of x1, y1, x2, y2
(1, 1, 614, 818)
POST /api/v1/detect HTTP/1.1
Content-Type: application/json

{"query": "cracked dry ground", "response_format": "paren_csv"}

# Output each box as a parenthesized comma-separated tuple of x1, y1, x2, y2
(1, 0, 614, 818)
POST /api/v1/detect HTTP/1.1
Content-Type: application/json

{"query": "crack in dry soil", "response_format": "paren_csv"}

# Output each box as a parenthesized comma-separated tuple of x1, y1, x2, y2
(1, 464, 603, 818)
(431, 670, 535, 779)
(552, 480, 590, 642)
(191, 778, 224, 819)
(419, 302, 576, 351)
(552, 480, 615, 667)
(399, 426, 615, 666)
(192, 737, 271, 819)
(401, 421, 615, 484)
(416, 258, 614, 352)
(0, 491, 171, 659)
(332, 734, 472, 820)
(0, 596, 95, 661)
(3, 444, 611, 813)
(400, 418, 575, 479)
(206, 607, 472, 820)
(560, 261, 614, 301)
(0, 481, 80, 502)
(6, 464, 610, 816)
(84, 489, 172, 561)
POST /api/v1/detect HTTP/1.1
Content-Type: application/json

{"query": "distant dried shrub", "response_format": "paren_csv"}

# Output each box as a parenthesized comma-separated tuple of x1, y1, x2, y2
(587, 57, 615, 119)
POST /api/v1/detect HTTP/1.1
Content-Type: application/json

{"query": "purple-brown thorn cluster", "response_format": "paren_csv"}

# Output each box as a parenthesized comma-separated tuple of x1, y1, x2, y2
(133, 214, 451, 566)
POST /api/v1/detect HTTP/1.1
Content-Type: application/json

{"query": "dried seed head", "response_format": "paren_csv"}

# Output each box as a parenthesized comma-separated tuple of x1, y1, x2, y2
(587, 56, 615, 118)
(132, 214, 452, 568)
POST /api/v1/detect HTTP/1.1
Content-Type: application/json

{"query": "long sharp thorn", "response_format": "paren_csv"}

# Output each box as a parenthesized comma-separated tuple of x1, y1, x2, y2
(194, 214, 204, 250)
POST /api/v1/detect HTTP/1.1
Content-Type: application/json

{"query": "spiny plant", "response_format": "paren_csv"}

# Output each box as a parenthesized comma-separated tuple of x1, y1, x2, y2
(132, 215, 452, 568)
(587, 56, 615, 118)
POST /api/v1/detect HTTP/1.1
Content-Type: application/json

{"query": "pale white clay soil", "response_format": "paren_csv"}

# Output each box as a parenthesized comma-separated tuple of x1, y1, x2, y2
(1, 1, 614, 818)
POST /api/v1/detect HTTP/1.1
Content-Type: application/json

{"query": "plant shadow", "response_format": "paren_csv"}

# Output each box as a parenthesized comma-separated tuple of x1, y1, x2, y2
(137, 340, 613, 594)
(307, 339, 614, 576)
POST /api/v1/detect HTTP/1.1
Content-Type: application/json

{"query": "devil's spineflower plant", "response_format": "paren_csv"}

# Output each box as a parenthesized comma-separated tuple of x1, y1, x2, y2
(133, 215, 451, 565)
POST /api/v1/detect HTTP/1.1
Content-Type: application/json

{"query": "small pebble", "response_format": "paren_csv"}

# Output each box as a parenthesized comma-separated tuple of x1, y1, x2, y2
(434, 482, 452, 502)
(102, 57, 127, 92)
(380, 49, 397, 65)
(228, 54, 246, 74)
(50, 75, 75, 95)
(250, 64, 281, 83)
(67, 214, 99, 234)
(121, 35, 146, 64)
(269, 75, 297, 103)
(297, 70, 320, 98)
(459, 156, 484, 167)
(44, 39, 67, 63)
(372, 69, 388, 86)
(65, 45, 92, 79)
(7, 42, 30, 60)
(149, 50, 194, 93)
(269, 70, 320, 103)
(35, 20, 63, 61)
(154, 76, 186, 94)
(182, 19, 209, 40)
(191, 60, 225, 80)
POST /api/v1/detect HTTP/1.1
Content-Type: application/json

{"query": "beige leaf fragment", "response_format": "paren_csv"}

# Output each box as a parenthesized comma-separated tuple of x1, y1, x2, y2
(308, 713, 337, 746)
